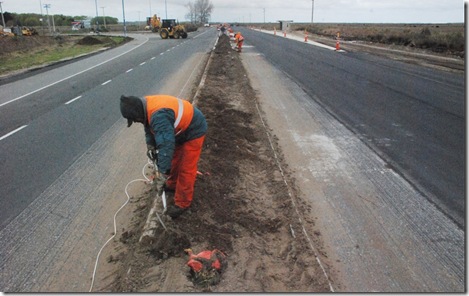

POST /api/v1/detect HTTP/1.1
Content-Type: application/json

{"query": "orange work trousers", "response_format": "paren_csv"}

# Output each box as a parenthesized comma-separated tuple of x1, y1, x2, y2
(165, 135, 205, 208)
(237, 40, 244, 50)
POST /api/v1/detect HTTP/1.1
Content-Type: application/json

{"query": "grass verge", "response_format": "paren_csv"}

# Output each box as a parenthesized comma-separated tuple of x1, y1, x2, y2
(0, 35, 130, 74)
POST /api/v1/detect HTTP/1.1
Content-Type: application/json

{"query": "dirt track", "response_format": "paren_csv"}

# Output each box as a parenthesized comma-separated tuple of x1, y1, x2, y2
(90, 34, 334, 292)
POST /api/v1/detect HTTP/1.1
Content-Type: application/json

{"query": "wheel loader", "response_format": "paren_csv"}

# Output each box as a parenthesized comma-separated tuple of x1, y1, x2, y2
(159, 19, 187, 39)
(21, 27, 38, 36)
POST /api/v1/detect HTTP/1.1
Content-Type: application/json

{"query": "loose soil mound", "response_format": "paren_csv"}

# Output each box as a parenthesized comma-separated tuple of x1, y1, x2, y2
(92, 34, 334, 292)
(0, 35, 59, 55)
(76, 36, 104, 45)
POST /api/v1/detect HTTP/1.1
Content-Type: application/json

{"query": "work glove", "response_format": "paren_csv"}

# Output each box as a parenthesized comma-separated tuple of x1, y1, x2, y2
(155, 173, 168, 196)
(146, 145, 157, 162)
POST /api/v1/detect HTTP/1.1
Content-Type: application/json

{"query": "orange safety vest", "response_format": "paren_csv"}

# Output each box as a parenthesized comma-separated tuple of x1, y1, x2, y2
(144, 95, 194, 135)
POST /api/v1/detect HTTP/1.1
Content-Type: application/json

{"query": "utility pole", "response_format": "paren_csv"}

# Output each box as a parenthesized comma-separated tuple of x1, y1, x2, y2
(164, 0, 167, 19)
(39, 0, 45, 35)
(94, 0, 99, 32)
(137, 11, 141, 30)
(263, 8, 265, 23)
(43, 3, 51, 34)
(311, 0, 314, 23)
(0, 2, 6, 29)
(121, 0, 127, 37)
(101, 6, 106, 28)
(51, 10, 55, 33)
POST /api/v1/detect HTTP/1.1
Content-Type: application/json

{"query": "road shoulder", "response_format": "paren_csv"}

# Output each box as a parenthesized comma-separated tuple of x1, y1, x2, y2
(240, 46, 464, 292)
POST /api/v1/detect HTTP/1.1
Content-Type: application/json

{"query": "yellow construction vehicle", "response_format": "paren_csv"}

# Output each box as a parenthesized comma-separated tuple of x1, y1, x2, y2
(146, 14, 161, 32)
(21, 27, 38, 36)
(159, 19, 187, 39)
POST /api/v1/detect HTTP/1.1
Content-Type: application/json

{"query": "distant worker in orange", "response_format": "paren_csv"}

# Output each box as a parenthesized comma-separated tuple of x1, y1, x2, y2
(234, 32, 244, 52)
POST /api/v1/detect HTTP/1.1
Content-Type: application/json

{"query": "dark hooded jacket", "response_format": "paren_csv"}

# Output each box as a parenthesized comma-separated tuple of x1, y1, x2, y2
(120, 95, 207, 174)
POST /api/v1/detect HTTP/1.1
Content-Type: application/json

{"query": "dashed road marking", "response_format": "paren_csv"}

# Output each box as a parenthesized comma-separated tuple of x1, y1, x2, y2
(65, 96, 82, 105)
(0, 36, 149, 109)
(0, 125, 28, 141)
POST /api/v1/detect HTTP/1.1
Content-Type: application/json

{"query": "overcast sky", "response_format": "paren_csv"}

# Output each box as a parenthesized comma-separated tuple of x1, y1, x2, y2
(1, 0, 465, 24)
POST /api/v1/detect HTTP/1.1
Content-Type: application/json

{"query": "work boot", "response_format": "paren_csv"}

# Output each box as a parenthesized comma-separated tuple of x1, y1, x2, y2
(163, 183, 175, 192)
(166, 204, 187, 219)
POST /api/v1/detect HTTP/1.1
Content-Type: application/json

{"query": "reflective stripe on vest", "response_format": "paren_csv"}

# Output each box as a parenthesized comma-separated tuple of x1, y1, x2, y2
(145, 95, 194, 135)
(174, 98, 184, 134)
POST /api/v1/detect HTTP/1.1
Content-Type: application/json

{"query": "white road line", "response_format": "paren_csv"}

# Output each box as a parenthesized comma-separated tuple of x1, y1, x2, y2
(160, 53, 164, 55)
(0, 125, 28, 141)
(65, 95, 82, 105)
(101, 80, 112, 85)
(193, 29, 211, 39)
(0, 36, 150, 109)
(126, 69, 133, 73)
(151, 57, 156, 60)
(140, 62, 146, 66)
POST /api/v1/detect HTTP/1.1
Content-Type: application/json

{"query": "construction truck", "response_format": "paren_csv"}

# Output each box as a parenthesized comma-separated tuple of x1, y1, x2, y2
(146, 14, 161, 32)
(5, 26, 38, 36)
(21, 27, 38, 36)
(159, 19, 187, 39)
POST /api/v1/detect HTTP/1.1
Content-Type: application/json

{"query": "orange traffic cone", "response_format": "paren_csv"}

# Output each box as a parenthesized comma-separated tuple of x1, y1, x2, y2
(336, 32, 341, 51)
(284, 30, 286, 37)
(304, 29, 308, 42)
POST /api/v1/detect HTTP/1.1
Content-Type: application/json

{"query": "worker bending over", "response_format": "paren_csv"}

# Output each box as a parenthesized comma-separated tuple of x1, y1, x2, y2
(235, 32, 244, 52)
(120, 94, 207, 218)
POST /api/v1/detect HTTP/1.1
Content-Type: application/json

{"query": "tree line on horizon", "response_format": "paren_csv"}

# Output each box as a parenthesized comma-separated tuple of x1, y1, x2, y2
(1, 12, 118, 27)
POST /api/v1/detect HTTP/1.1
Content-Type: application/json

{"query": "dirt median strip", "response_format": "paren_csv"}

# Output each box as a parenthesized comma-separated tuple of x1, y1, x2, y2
(90, 34, 334, 292)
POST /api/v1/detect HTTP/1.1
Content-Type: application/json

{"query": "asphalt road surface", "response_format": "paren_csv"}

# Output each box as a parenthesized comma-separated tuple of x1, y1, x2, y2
(0, 30, 217, 229)
(237, 28, 465, 229)
(0, 27, 464, 292)
(238, 28, 464, 291)
(0, 29, 217, 291)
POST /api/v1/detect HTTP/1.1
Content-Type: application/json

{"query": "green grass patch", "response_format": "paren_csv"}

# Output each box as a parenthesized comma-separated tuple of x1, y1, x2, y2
(0, 35, 130, 74)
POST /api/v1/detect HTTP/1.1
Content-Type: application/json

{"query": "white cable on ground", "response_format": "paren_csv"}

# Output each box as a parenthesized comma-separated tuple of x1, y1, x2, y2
(89, 34, 229, 292)
(253, 101, 335, 292)
(88, 35, 219, 291)
(89, 161, 155, 292)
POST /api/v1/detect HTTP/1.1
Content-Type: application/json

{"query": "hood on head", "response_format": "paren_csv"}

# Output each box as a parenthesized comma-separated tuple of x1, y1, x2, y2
(120, 95, 144, 127)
